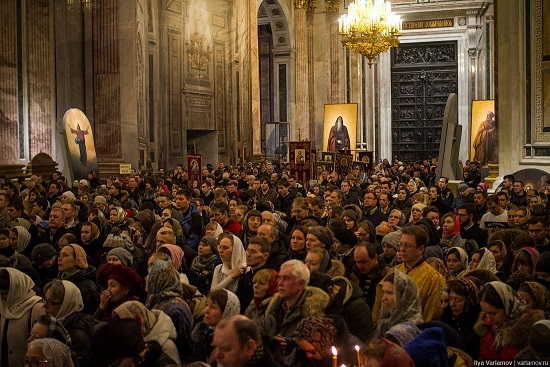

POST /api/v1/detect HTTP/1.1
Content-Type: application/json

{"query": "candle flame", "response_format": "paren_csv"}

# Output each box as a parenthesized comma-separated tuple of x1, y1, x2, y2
(355, 345, 360, 352)
(332, 346, 337, 356)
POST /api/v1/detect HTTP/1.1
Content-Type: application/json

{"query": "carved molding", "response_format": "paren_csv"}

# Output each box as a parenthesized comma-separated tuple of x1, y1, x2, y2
(534, 0, 547, 141)
(393, 43, 457, 66)
(325, 0, 341, 13)
(294, 0, 315, 12)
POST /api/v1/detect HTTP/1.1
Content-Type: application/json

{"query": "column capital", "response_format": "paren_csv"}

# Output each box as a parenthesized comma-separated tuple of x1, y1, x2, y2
(294, 0, 315, 12)
(325, 0, 341, 13)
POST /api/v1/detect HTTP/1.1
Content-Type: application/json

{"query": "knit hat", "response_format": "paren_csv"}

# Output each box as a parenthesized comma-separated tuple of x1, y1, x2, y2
(31, 243, 58, 265)
(107, 248, 134, 267)
(477, 183, 489, 192)
(66, 244, 88, 268)
(333, 229, 358, 247)
(103, 233, 133, 249)
(404, 327, 449, 367)
(200, 236, 219, 255)
(384, 322, 421, 347)
(61, 191, 76, 201)
(412, 203, 427, 212)
(106, 264, 142, 296)
(382, 230, 402, 250)
(536, 251, 550, 273)
(94, 195, 107, 204)
(342, 209, 357, 222)
(457, 183, 469, 192)
(79, 179, 89, 187)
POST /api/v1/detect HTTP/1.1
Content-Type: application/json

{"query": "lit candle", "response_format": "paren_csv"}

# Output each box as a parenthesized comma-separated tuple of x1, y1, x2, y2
(332, 346, 338, 367)
(355, 345, 361, 367)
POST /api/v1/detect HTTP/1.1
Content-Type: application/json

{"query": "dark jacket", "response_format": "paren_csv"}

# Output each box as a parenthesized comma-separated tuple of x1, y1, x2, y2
(347, 260, 388, 309)
(180, 203, 204, 249)
(60, 267, 100, 315)
(63, 312, 99, 367)
(236, 264, 269, 314)
(362, 207, 388, 227)
(460, 223, 489, 248)
(266, 240, 289, 272)
(441, 304, 481, 359)
(274, 192, 296, 220)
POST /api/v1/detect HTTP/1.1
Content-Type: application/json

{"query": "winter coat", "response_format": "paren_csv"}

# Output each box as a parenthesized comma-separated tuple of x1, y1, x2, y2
(245, 296, 274, 324)
(63, 312, 99, 367)
(259, 286, 330, 338)
(474, 309, 544, 361)
(59, 267, 100, 315)
(441, 305, 481, 359)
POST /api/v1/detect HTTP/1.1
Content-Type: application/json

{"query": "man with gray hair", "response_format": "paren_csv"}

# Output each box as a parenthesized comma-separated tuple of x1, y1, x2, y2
(259, 260, 329, 339)
(213, 315, 280, 367)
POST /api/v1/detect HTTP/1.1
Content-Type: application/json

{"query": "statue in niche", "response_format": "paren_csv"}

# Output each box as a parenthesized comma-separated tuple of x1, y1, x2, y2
(427, 83, 432, 96)
(417, 107, 422, 119)
(393, 107, 398, 119)
(427, 130, 433, 142)
(473, 111, 498, 164)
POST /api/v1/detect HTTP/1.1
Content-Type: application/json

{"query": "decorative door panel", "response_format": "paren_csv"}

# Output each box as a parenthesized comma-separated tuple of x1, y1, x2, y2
(390, 42, 458, 162)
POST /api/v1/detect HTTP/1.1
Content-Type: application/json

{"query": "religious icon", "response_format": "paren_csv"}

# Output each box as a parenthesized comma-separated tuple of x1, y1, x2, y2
(69, 123, 90, 167)
(295, 149, 306, 165)
(63, 108, 99, 181)
(327, 116, 351, 151)
(190, 159, 199, 174)
(324, 104, 358, 153)
(470, 100, 497, 164)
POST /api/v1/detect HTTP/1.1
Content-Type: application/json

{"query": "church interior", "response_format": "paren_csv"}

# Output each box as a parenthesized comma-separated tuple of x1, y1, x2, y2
(0, 0, 548, 184)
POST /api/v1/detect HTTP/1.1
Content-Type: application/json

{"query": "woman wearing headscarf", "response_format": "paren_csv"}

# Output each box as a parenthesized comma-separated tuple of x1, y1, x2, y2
(26, 338, 74, 367)
(146, 259, 193, 362)
(372, 269, 423, 339)
(518, 281, 550, 315)
(237, 210, 262, 248)
(0, 268, 45, 367)
(28, 314, 72, 346)
(244, 269, 278, 323)
(440, 213, 466, 248)
(135, 209, 159, 247)
(304, 247, 345, 278)
(511, 246, 540, 277)
(94, 263, 142, 322)
(441, 277, 482, 359)
(475, 281, 544, 360)
(113, 300, 181, 366)
(57, 244, 100, 315)
(391, 187, 412, 220)
(445, 246, 469, 280)
(43, 280, 98, 367)
(191, 288, 241, 363)
(468, 247, 498, 274)
(10, 225, 32, 258)
(190, 236, 220, 295)
(210, 233, 246, 293)
(79, 221, 102, 267)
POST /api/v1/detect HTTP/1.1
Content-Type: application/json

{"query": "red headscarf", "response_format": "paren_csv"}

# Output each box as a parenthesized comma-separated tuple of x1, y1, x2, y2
(253, 269, 278, 309)
(443, 215, 461, 237)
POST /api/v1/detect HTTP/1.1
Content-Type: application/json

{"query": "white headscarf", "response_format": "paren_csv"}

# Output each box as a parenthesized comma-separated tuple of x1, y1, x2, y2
(13, 226, 31, 254)
(55, 280, 84, 322)
(477, 248, 498, 274)
(220, 235, 246, 273)
(0, 268, 42, 319)
(30, 338, 74, 367)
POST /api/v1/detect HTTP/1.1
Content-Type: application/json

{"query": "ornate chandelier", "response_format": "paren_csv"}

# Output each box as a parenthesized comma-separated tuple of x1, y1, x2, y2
(338, 0, 402, 66)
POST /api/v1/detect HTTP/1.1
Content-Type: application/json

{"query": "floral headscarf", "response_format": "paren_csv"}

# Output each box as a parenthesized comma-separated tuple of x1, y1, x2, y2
(12, 226, 31, 254)
(30, 338, 74, 367)
(374, 270, 423, 338)
(477, 248, 498, 274)
(146, 260, 183, 309)
(523, 282, 550, 311)
(448, 277, 480, 312)
(113, 300, 158, 336)
(292, 316, 336, 352)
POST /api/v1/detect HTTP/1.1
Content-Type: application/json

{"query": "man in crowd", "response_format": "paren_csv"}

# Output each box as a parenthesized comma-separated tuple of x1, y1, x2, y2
(458, 203, 488, 247)
(362, 191, 386, 227)
(348, 242, 388, 309)
(236, 236, 271, 313)
(479, 195, 509, 235)
(528, 218, 550, 253)
(175, 188, 204, 248)
(438, 176, 454, 206)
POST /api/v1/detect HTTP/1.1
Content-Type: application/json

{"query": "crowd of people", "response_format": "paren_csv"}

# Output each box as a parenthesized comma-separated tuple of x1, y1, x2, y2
(1, 157, 550, 367)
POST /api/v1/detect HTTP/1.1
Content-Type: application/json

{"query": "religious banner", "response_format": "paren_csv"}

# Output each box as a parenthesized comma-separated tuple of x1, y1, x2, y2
(187, 154, 202, 182)
(357, 151, 374, 173)
(289, 141, 312, 184)
(323, 104, 358, 152)
(63, 108, 99, 181)
(470, 100, 497, 164)
(335, 152, 354, 177)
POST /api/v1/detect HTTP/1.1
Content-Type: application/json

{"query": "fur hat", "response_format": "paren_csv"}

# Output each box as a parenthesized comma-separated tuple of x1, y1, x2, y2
(107, 248, 133, 267)
(333, 229, 358, 247)
(342, 209, 358, 222)
(382, 230, 402, 250)
(31, 243, 58, 265)
(106, 264, 142, 296)
(94, 195, 107, 204)
(457, 183, 469, 192)
(66, 244, 88, 268)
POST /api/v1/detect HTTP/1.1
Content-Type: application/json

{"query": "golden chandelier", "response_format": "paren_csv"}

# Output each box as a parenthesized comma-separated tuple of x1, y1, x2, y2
(338, 0, 402, 66)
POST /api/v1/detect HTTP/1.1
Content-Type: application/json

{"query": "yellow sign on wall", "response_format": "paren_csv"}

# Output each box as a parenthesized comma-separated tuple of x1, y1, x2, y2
(402, 19, 454, 30)
(119, 164, 132, 174)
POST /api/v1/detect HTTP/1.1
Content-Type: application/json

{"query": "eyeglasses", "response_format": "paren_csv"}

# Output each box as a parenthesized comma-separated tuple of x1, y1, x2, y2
(23, 358, 49, 367)
(43, 297, 62, 307)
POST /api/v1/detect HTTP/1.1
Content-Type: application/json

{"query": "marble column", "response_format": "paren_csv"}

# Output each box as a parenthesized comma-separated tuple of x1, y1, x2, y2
(325, 0, 341, 104)
(250, 0, 262, 156)
(293, 0, 312, 141)
(0, 0, 20, 164)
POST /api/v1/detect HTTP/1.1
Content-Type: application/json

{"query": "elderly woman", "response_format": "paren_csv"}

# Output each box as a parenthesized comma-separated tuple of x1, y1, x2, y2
(210, 233, 246, 292)
(146, 259, 193, 362)
(113, 301, 182, 366)
(306, 226, 334, 253)
(9, 225, 32, 258)
(26, 338, 74, 367)
(0, 268, 45, 367)
(57, 244, 100, 315)
(43, 280, 98, 367)
(373, 270, 423, 339)
(305, 247, 345, 278)
(28, 314, 72, 346)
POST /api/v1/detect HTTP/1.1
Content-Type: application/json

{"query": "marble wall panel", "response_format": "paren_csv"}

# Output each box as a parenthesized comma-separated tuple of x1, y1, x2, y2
(0, 0, 20, 163)
(168, 31, 183, 157)
(27, 0, 53, 158)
